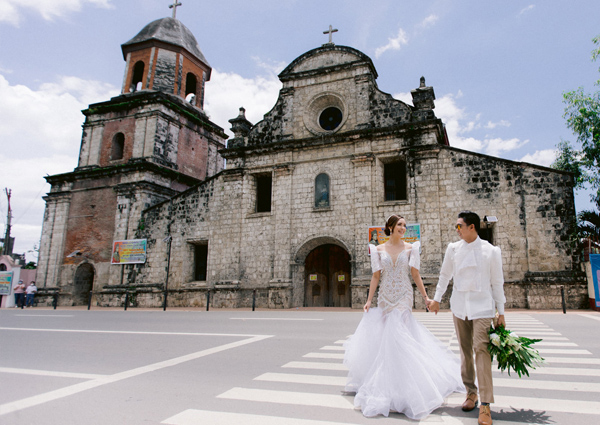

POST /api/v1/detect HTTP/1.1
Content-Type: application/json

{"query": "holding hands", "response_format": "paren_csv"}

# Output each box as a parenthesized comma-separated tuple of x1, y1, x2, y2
(427, 299, 440, 314)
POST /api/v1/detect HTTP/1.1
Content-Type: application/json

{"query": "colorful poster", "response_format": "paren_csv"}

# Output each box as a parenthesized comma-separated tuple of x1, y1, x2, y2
(368, 224, 421, 254)
(111, 239, 147, 264)
(589, 254, 600, 308)
(0, 271, 13, 295)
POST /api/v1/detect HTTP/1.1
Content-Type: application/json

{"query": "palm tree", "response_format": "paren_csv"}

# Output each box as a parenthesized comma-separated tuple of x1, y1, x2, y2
(578, 207, 600, 240)
(577, 203, 600, 260)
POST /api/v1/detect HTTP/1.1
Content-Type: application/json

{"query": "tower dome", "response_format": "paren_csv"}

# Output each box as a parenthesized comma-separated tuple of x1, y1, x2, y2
(120, 17, 211, 107)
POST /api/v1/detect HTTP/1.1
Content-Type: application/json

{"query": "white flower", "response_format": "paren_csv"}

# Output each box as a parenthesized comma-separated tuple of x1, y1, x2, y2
(509, 332, 519, 338)
(490, 334, 501, 347)
(508, 338, 520, 348)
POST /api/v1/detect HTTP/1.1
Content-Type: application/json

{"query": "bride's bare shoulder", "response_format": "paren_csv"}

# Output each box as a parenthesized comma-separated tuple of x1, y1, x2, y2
(376, 243, 387, 252)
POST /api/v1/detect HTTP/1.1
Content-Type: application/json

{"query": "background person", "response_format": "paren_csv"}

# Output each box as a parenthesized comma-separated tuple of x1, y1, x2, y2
(26, 281, 37, 307)
(13, 280, 25, 308)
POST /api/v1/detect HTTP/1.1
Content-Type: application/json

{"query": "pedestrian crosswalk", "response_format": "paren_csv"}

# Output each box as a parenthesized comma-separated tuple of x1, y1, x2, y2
(162, 312, 600, 424)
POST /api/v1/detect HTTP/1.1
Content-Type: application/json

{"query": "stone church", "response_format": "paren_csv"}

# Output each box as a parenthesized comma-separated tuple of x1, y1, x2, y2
(35, 15, 588, 310)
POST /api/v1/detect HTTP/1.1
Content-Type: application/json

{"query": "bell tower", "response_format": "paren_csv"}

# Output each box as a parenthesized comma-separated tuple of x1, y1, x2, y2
(120, 16, 211, 108)
(36, 13, 227, 303)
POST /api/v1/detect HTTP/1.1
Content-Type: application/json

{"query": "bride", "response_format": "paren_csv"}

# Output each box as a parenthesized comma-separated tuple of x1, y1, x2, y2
(344, 214, 465, 419)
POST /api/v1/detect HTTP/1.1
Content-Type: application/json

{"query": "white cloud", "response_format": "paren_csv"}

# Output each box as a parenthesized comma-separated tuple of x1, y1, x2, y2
(0, 73, 118, 260)
(520, 149, 556, 167)
(484, 137, 529, 157)
(419, 14, 439, 28)
(0, 0, 113, 25)
(251, 56, 287, 76)
(429, 92, 529, 157)
(484, 120, 511, 129)
(205, 69, 281, 136)
(375, 27, 408, 58)
(393, 91, 412, 104)
(518, 5, 535, 16)
(0, 74, 118, 153)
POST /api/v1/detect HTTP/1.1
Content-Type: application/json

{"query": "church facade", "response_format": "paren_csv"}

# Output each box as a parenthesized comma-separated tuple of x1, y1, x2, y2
(36, 17, 588, 310)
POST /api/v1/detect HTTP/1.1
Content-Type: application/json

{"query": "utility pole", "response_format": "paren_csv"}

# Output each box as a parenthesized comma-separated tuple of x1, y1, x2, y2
(2, 188, 11, 255)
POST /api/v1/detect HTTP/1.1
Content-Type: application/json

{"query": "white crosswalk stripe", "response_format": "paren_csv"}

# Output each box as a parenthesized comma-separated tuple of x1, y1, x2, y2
(282, 361, 347, 371)
(163, 313, 600, 424)
(255, 372, 347, 386)
(217, 387, 354, 409)
(303, 352, 345, 359)
(162, 409, 355, 425)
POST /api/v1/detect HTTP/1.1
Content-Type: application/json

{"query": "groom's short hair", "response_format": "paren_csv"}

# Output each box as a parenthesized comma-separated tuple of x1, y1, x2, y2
(458, 211, 481, 232)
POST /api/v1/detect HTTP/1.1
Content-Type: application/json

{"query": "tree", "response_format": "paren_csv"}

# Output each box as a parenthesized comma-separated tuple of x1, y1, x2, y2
(553, 35, 600, 202)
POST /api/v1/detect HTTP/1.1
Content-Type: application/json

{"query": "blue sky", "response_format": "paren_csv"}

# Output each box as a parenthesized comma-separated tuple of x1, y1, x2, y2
(0, 0, 599, 261)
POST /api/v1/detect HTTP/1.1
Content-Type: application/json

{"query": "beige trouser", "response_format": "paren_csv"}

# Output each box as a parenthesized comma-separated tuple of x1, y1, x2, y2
(453, 315, 494, 404)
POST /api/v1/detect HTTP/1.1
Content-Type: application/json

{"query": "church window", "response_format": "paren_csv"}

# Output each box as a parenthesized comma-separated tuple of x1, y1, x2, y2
(130, 61, 145, 92)
(255, 174, 272, 213)
(319, 107, 343, 131)
(194, 243, 208, 281)
(185, 73, 197, 104)
(315, 173, 330, 208)
(384, 160, 407, 201)
(111, 133, 125, 160)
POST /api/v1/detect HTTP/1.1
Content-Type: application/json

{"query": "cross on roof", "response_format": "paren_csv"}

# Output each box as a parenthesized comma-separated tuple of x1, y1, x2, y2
(323, 25, 338, 44)
(169, 1, 182, 19)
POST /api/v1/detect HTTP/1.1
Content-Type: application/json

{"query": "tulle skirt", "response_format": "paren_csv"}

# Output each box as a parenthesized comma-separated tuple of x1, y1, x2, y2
(344, 307, 465, 419)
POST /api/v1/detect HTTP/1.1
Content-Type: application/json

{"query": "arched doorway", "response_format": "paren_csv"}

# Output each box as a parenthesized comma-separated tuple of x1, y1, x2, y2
(73, 263, 94, 305)
(304, 244, 351, 307)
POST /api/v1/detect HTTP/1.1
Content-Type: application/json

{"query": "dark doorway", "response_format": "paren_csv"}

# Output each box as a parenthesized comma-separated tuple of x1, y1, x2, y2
(304, 244, 351, 307)
(73, 263, 94, 305)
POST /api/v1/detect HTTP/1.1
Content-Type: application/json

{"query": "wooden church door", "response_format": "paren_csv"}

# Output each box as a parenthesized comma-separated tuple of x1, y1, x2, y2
(304, 244, 351, 307)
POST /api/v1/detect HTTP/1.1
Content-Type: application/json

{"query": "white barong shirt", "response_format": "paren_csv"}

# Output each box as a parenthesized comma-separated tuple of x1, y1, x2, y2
(434, 237, 506, 320)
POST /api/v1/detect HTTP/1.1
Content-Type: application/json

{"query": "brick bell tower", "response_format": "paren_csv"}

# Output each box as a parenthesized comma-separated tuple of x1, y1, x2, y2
(36, 14, 227, 305)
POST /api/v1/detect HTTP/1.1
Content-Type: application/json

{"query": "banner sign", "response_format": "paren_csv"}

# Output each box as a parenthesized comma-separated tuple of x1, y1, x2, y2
(368, 223, 421, 246)
(0, 271, 13, 295)
(589, 254, 600, 308)
(111, 239, 147, 264)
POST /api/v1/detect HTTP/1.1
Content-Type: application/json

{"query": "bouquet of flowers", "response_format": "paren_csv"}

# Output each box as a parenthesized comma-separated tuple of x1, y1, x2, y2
(488, 325, 545, 377)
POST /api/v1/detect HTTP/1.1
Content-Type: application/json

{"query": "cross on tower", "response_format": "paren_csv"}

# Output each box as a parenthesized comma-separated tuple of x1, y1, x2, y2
(169, 1, 182, 19)
(323, 25, 338, 45)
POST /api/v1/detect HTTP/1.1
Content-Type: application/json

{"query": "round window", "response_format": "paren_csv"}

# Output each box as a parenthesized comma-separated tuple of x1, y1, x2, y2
(319, 107, 343, 131)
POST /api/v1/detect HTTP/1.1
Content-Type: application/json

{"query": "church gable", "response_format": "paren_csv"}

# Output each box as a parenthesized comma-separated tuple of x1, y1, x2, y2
(231, 45, 435, 150)
(279, 46, 376, 78)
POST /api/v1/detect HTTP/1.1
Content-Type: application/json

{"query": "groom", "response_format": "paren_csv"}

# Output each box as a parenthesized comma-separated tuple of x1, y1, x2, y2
(429, 211, 506, 425)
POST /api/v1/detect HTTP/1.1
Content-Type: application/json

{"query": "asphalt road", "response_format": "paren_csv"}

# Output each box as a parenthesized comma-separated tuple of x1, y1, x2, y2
(1, 307, 599, 425)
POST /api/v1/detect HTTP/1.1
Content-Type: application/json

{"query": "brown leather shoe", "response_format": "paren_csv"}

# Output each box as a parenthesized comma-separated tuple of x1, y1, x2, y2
(462, 393, 478, 411)
(478, 404, 492, 425)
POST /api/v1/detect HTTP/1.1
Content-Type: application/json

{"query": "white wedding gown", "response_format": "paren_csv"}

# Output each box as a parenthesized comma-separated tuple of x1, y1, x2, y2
(344, 243, 465, 419)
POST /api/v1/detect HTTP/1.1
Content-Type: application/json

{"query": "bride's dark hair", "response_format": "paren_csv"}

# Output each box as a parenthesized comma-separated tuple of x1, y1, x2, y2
(384, 214, 405, 236)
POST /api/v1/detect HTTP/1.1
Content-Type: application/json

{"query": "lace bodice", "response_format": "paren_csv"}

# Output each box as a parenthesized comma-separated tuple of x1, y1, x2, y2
(369, 243, 420, 313)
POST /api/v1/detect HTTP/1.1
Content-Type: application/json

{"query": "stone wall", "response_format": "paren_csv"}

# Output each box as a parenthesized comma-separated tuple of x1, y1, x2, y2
(126, 126, 586, 310)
